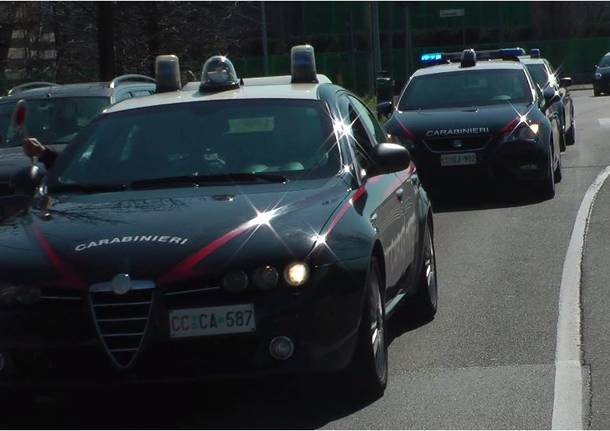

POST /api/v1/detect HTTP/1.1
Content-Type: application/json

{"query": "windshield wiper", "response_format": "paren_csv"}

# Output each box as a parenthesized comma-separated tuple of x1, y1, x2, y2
(130, 173, 288, 189)
(48, 183, 129, 194)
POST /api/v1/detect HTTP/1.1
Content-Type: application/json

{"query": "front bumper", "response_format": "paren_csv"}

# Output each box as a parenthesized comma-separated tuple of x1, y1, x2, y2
(407, 136, 550, 185)
(594, 78, 610, 93)
(0, 259, 368, 388)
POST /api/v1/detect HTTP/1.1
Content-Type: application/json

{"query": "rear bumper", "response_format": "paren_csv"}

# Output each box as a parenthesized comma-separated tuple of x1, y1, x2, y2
(0, 260, 368, 388)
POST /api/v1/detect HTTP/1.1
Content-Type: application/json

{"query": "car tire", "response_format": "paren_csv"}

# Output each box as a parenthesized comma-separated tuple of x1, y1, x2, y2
(559, 129, 567, 152)
(409, 218, 438, 321)
(554, 153, 562, 183)
(594, 89, 601, 97)
(565, 122, 575, 146)
(347, 257, 387, 400)
(538, 146, 556, 199)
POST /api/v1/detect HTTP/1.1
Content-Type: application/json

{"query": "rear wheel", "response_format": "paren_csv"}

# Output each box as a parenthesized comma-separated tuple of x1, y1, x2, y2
(347, 258, 387, 400)
(409, 219, 438, 320)
(594, 88, 601, 97)
(559, 128, 567, 152)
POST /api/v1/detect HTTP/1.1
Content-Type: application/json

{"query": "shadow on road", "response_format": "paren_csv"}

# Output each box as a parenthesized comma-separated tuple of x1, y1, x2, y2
(428, 181, 547, 213)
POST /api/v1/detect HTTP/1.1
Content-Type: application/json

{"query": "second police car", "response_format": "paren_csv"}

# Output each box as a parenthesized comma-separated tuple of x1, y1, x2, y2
(0, 46, 436, 399)
(381, 48, 563, 198)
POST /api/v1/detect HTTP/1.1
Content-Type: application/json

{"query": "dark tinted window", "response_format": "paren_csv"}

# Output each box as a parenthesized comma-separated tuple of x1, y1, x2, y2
(398, 69, 533, 110)
(600, 55, 610, 67)
(526, 64, 550, 88)
(0, 97, 109, 147)
(49, 99, 339, 187)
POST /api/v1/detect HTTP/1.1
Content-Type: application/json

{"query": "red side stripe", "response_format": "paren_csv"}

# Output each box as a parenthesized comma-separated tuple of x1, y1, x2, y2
(32, 225, 86, 290)
(158, 223, 251, 284)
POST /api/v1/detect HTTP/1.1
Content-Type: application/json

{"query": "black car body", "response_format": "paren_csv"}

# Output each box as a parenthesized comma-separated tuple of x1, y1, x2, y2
(593, 52, 610, 96)
(0, 66, 436, 397)
(521, 55, 575, 149)
(0, 76, 156, 215)
(382, 51, 562, 198)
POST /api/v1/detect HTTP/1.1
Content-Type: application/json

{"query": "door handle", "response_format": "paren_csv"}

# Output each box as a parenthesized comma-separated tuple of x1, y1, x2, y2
(396, 188, 404, 201)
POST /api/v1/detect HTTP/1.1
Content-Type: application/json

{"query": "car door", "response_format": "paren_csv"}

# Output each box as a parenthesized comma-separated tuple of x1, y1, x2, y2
(347, 95, 417, 299)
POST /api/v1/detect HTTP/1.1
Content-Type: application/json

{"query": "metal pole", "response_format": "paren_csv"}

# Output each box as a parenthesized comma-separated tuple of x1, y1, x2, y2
(371, 1, 382, 78)
(261, 1, 269, 75)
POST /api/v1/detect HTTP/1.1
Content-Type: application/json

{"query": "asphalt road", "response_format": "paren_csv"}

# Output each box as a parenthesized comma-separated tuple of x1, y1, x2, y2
(4, 88, 610, 429)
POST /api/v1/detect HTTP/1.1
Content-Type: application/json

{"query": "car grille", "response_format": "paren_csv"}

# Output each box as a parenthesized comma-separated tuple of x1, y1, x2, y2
(89, 284, 154, 369)
(424, 135, 492, 152)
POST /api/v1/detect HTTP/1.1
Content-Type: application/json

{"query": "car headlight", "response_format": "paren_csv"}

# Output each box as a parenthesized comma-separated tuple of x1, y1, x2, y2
(222, 270, 249, 293)
(595, 72, 602, 80)
(284, 262, 309, 287)
(252, 265, 279, 290)
(506, 123, 540, 141)
(0, 283, 41, 305)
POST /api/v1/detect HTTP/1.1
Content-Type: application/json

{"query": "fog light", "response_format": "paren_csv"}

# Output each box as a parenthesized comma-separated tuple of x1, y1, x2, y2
(222, 271, 249, 293)
(269, 336, 294, 360)
(284, 262, 309, 287)
(252, 266, 279, 290)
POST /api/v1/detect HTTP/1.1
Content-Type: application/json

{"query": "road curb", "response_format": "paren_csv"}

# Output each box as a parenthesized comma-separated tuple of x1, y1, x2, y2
(551, 165, 610, 429)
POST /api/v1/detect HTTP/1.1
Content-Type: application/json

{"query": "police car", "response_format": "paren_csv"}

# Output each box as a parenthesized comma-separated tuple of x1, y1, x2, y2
(381, 48, 563, 198)
(0, 46, 436, 399)
(520, 49, 575, 150)
(0, 75, 156, 217)
(593, 52, 610, 97)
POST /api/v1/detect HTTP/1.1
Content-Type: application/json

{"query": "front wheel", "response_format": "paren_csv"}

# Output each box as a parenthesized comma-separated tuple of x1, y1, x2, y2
(347, 258, 388, 400)
(538, 146, 556, 199)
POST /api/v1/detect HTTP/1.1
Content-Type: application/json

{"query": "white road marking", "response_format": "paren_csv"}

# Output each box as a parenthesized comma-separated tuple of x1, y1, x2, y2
(552, 165, 610, 429)
(598, 118, 610, 128)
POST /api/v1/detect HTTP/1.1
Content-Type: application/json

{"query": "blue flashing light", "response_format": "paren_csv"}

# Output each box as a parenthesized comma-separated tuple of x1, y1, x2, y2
(499, 47, 526, 57)
(420, 53, 442, 62)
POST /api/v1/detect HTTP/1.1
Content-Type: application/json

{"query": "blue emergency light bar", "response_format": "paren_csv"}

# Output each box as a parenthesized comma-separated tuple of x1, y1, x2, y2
(530, 48, 541, 58)
(419, 47, 527, 67)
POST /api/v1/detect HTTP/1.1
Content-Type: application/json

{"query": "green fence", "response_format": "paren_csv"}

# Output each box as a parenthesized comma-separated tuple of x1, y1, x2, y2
(236, 36, 610, 97)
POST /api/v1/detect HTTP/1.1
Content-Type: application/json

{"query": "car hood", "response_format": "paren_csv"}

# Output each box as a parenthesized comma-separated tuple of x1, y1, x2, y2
(0, 177, 351, 287)
(0, 144, 66, 182)
(386, 103, 532, 140)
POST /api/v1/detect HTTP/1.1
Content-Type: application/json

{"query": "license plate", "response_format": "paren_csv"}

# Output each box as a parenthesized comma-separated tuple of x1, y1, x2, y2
(440, 153, 477, 166)
(169, 304, 256, 338)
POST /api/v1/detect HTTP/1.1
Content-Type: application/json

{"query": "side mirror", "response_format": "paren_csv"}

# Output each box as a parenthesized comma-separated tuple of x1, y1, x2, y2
(9, 165, 44, 197)
(377, 101, 394, 118)
(542, 87, 561, 111)
(594, 64, 598, 70)
(368, 143, 411, 176)
(560, 77, 572, 88)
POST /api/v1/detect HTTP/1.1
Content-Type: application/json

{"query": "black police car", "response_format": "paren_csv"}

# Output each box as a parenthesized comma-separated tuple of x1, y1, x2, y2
(0, 47, 436, 398)
(381, 48, 563, 198)
(520, 49, 575, 150)
(593, 52, 610, 96)
(0, 75, 156, 205)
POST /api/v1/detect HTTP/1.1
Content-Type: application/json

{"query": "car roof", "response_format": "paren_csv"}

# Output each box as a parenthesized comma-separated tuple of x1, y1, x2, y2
(0, 83, 113, 102)
(105, 74, 332, 114)
(413, 60, 527, 77)
(519, 57, 546, 65)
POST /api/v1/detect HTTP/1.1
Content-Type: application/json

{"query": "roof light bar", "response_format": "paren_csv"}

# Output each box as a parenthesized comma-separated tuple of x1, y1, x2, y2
(419, 47, 527, 67)
(530, 48, 541, 58)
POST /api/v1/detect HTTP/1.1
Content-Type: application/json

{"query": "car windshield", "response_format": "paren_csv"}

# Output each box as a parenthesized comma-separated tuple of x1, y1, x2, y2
(47, 99, 339, 188)
(526, 64, 551, 88)
(600, 56, 610, 67)
(398, 68, 533, 110)
(0, 96, 109, 148)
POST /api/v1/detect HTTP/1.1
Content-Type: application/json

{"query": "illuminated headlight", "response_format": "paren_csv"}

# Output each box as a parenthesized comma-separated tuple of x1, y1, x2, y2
(222, 271, 249, 293)
(284, 262, 309, 287)
(0, 283, 41, 305)
(508, 123, 539, 141)
(595, 72, 602, 80)
(252, 265, 279, 290)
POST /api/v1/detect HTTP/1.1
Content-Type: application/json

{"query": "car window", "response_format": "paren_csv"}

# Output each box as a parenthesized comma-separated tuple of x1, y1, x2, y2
(399, 69, 533, 110)
(48, 99, 340, 186)
(348, 96, 386, 144)
(130, 89, 154, 98)
(1, 97, 109, 147)
(600, 55, 610, 67)
(526, 64, 551, 88)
